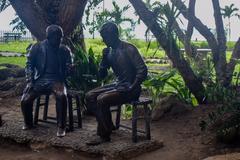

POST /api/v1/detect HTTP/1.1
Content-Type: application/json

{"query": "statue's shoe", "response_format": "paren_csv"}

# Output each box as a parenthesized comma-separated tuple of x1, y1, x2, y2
(57, 127, 66, 137)
(22, 124, 35, 130)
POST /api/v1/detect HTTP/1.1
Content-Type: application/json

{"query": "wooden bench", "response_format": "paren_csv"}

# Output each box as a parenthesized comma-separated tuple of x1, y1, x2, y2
(3, 32, 22, 42)
(33, 90, 84, 131)
(111, 97, 152, 142)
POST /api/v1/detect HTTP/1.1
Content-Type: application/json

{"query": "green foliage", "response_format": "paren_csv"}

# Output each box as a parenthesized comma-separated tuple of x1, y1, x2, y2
(176, 41, 235, 50)
(143, 70, 176, 101)
(85, 38, 166, 58)
(221, 3, 240, 19)
(0, 0, 27, 34)
(67, 46, 100, 92)
(166, 77, 197, 106)
(10, 15, 27, 34)
(0, 41, 34, 53)
(205, 83, 236, 104)
(232, 61, 240, 85)
(190, 55, 215, 85)
(143, 69, 196, 106)
(0, 0, 10, 12)
(0, 56, 25, 67)
(221, 3, 240, 41)
(85, 0, 136, 39)
(121, 104, 133, 119)
(200, 84, 240, 143)
(226, 41, 237, 50)
(0, 39, 167, 58)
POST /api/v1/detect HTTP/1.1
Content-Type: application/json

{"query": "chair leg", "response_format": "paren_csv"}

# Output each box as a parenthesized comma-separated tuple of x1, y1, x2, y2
(76, 95, 82, 128)
(144, 104, 151, 140)
(43, 95, 49, 120)
(34, 97, 41, 125)
(115, 105, 121, 129)
(67, 95, 74, 131)
(132, 105, 138, 143)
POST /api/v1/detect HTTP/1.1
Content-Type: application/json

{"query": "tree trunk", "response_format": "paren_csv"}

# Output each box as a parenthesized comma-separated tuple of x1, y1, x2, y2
(9, 0, 87, 48)
(225, 38, 240, 85)
(129, 0, 206, 104)
(184, 0, 196, 58)
(9, 0, 48, 40)
(212, 0, 227, 84)
(171, 0, 227, 84)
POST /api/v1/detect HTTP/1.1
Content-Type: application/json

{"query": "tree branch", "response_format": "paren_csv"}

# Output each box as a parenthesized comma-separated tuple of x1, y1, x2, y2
(212, 0, 226, 48)
(211, 0, 227, 83)
(171, 0, 227, 83)
(226, 38, 240, 85)
(171, 0, 218, 52)
(184, 0, 196, 56)
(129, 0, 206, 103)
(9, 0, 48, 40)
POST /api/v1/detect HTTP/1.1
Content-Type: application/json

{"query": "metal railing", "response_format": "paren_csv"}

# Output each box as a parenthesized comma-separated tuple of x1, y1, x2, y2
(0, 30, 34, 42)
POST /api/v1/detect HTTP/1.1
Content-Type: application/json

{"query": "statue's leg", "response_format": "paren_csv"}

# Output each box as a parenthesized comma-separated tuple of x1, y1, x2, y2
(85, 84, 115, 115)
(21, 87, 39, 128)
(52, 82, 67, 129)
(96, 90, 128, 139)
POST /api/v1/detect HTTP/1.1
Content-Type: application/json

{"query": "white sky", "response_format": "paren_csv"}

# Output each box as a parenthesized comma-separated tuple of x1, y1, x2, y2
(0, 0, 240, 41)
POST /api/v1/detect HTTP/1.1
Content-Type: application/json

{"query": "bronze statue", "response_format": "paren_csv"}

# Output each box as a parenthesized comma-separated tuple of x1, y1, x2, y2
(21, 25, 72, 137)
(85, 22, 148, 145)
(0, 115, 2, 127)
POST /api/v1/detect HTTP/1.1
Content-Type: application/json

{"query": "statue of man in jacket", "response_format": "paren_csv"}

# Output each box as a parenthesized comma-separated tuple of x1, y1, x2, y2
(21, 25, 72, 137)
(85, 22, 148, 145)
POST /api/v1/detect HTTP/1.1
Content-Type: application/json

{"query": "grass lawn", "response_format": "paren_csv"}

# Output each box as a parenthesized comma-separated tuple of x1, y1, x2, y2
(85, 38, 166, 58)
(0, 57, 26, 67)
(0, 39, 167, 58)
(0, 41, 34, 53)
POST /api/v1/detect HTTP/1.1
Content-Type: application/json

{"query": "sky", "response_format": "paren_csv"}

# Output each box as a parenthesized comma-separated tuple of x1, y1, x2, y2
(0, 0, 240, 41)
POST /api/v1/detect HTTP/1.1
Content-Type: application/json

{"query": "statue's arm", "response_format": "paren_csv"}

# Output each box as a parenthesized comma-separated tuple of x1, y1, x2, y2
(65, 46, 73, 77)
(98, 48, 110, 79)
(128, 45, 148, 88)
(25, 44, 37, 84)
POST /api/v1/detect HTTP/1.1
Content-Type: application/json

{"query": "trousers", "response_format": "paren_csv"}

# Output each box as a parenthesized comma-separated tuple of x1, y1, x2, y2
(21, 81, 67, 129)
(85, 83, 140, 138)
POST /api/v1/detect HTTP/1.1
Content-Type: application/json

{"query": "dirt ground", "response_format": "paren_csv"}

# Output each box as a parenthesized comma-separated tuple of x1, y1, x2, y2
(0, 96, 239, 160)
(0, 142, 100, 160)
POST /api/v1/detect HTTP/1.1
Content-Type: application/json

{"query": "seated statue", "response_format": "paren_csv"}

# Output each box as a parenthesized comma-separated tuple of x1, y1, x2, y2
(85, 22, 148, 145)
(21, 25, 73, 137)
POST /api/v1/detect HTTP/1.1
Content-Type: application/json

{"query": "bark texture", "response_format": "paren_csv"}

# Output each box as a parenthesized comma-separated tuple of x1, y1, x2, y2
(171, 0, 231, 85)
(9, 0, 88, 41)
(129, 0, 206, 103)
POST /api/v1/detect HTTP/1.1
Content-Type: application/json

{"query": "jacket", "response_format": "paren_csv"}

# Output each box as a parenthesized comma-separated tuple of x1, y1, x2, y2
(25, 40, 73, 84)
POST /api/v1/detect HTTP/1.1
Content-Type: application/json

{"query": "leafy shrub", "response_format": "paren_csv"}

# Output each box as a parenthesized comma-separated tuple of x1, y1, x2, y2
(227, 41, 236, 50)
(143, 70, 176, 106)
(67, 46, 100, 92)
(166, 77, 198, 106)
(143, 69, 197, 107)
(200, 85, 240, 144)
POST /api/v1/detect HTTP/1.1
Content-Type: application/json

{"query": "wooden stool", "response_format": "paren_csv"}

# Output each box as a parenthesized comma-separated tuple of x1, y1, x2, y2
(111, 97, 152, 143)
(33, 90, 84, 131)
(67, 90, 84, 130)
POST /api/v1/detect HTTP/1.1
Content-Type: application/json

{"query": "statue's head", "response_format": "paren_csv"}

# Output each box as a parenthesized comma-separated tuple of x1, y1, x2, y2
(100, 22, 119, 48)
(46, 25, 63, 48)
